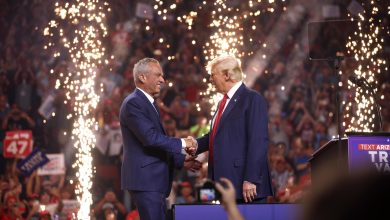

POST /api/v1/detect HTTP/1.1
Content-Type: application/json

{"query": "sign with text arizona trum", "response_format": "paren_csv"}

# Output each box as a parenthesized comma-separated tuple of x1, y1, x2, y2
(348, 134, 390, 173)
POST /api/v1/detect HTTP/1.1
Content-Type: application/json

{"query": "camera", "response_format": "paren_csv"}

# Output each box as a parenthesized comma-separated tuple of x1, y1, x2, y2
(197, 180, 221, 203)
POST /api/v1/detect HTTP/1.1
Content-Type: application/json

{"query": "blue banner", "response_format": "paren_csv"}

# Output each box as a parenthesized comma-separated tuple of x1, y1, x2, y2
(17, 148, 49, 176)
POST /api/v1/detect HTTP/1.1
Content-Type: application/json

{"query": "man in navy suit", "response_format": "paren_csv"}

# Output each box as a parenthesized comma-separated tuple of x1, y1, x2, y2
(196, 54, 273, 203)
(119, 58, 199, 220)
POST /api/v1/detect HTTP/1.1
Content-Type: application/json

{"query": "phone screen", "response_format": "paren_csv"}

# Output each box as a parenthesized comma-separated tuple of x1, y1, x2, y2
(199, 188, 216, 202)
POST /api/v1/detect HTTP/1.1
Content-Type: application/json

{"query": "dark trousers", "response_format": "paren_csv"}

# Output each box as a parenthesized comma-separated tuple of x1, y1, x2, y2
(130, 191, 167, 220)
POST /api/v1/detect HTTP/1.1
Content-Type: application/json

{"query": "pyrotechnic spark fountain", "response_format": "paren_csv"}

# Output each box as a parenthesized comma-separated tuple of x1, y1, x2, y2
(44, 0, 110, 219)
(202, 0, 245, 114)
(203, 0, 286, 114)
(152, 0, 286, 114)
(344, 1, 388, 132)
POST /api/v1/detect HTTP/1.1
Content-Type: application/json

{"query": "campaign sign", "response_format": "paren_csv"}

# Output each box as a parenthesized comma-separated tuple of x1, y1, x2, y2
(17, 148, 49, 176)
(348, 135, 390, 173)
(3, 130, 33, 158)
(38, 94, 56, 119)
(38, 153, 65, 175)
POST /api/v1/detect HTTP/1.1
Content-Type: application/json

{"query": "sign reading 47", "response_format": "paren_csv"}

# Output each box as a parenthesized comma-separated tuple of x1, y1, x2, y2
(3, 130, 34, 158)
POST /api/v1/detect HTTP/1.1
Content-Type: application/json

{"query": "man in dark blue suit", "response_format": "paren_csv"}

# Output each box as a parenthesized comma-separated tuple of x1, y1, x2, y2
(119, 58, 199, 220)
(196, 54, 273, 203)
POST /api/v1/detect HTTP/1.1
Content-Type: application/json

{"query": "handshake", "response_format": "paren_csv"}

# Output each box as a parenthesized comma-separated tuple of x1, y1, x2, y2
(183, 136, 201, 172)
(184, 136, 198, 156)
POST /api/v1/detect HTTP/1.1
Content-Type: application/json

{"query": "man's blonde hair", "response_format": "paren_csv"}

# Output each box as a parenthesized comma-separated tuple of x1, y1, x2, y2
(206, 54, 243, 81)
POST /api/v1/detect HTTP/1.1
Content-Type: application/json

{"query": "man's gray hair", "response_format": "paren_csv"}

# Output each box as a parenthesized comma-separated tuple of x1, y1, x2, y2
(206, 54, 243, 81)
(133, 58, 160, 85)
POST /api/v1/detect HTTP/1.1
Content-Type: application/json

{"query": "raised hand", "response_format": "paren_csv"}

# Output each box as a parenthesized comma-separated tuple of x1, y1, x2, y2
(215, 178, 244, 220)
(215, 177, 236, 209)
(104, 190, 118, 203)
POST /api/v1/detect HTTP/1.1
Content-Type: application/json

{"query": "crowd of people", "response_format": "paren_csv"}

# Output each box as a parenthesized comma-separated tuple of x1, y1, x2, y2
(1, 0, 389, 220)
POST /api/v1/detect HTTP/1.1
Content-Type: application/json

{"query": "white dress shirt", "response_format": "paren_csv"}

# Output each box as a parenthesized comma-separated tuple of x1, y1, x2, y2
(137, 88, 187, 152)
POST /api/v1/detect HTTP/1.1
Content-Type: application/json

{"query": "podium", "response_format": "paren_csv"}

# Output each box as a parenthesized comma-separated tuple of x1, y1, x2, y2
(310, 138, 348, 185)
(310, 132, 390, 186)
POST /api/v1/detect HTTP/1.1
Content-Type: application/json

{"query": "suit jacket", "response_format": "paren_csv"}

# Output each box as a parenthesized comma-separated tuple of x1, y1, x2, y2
(197, 83, 273, 199)
(119, 89, 185, 196)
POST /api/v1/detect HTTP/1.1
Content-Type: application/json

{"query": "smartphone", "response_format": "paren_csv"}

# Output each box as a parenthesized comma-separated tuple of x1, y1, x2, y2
(199, 188, 216, 202)
(197, 180, 221, 203)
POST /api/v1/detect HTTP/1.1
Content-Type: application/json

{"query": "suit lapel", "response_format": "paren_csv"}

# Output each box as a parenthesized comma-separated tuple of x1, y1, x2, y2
(135, 89, 166, 133)
(216, 83, 247, 134)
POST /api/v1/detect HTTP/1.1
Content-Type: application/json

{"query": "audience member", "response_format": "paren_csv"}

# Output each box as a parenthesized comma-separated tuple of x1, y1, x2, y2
(215, 178, 244, 220)
(93, 190, 127, 220)
(175, 181, 195, 204)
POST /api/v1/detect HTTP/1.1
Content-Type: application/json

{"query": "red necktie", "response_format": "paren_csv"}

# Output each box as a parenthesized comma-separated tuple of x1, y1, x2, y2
(209, 94, 228, 164)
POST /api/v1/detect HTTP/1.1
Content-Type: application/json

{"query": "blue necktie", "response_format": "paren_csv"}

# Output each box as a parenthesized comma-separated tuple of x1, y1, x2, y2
(153, 100, 160, 116)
